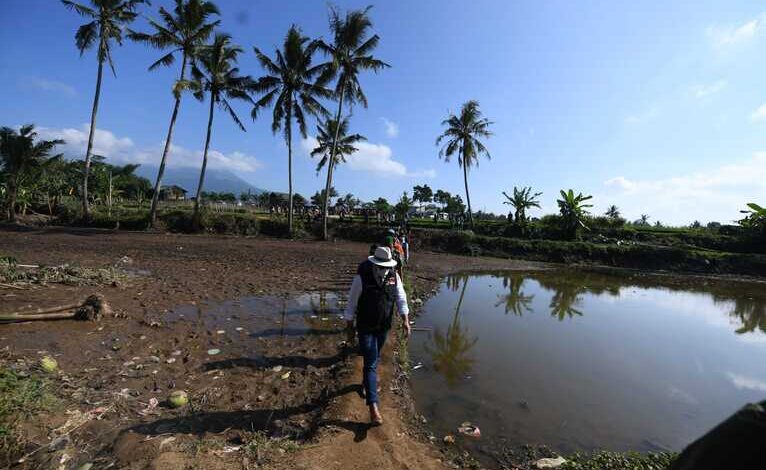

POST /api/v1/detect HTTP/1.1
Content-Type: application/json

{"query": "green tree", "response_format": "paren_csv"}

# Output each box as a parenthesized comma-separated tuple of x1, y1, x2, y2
(251, 25, 330, 236)
(62, 0, 146, 219)
(434, 189, 450, 210)
(182, 33, 252, 226)
(412, 184, 433, 210)
(739, 203, 766, 232)
(501, 186, 542, 223)
(317, 6, 389, 240)
(557, 189, 593, 240)
(394, 191, 413, 220)
(311, 117, 366, 173)
(436, 100, 493, 229)
(0, 125, 64, 222)
(128, 0, 220, 227)
(311, 187, 338, 207)
(604, 204, 621, 219)
(372, 197, 391, 215)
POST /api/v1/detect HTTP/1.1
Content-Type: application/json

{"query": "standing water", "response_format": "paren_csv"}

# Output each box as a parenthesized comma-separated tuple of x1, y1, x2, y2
(408, 270, 766, 458)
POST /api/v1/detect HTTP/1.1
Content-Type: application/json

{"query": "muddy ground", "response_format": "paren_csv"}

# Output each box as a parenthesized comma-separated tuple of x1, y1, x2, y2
(0, 226, 545, 470)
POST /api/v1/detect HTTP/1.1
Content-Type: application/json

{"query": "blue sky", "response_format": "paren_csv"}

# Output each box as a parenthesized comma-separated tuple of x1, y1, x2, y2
(2, 0, 766, 225)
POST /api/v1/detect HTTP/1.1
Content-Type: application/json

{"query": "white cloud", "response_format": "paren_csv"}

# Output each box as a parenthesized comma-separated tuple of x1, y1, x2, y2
(36, 124, 261, 172)
(727, 372, 766, 392)
(26, 77, 77, 97)
(381, 117, 399, 138)
(602, 152, 766, 224)
(691, 80, 726, 98)
(299, 136, 435, 178)
(707, 15, 762, 47)
(751, 103, 766, 122)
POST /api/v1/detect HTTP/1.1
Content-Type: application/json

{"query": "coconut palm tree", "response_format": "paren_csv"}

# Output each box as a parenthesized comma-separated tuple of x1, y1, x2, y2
(502, 186, 542, 224)
(182, 33, 252, 226)
(311, 117, 366, 174)
(62, 0, 146, 219)
(251, 26, 331, 235)
(128, 0, 220, 227)
(605, 204, 621, 219)
(0, 126, 64, 222)
(316, 6, 389, 240)
(436, 100, 493, 229)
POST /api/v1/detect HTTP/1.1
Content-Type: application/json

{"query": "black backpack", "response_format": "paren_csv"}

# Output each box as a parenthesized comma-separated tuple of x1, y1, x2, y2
(355, 260, 397, 333)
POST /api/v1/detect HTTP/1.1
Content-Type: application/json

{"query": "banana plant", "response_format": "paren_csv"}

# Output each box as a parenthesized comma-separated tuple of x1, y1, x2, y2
(557, 189, 593, 240)
(740, 203, 766, 231)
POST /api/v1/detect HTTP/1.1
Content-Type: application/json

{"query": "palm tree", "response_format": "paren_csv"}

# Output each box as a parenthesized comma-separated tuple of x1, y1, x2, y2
(182, 33, 252, 226)
(62, 0, 146, 219)
(436, 100, 493, 229)
(311, 117, 366, 174)
(251, 26, 331, 235)
(605, 204, 621, 219)
(317, 6, 389, 240)
(128, 0, 220, 227)
(0, 126, 64, 222)
(557, 189, 593, 240)
(502, 186, 542, 223)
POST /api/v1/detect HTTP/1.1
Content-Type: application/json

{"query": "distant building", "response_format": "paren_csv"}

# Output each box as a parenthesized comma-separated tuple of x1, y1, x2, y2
(159, 185, 187, 201)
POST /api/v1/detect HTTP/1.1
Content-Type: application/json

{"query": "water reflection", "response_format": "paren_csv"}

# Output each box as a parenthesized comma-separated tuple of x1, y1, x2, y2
(425, 277, 478, 387)
(495, 275, 534, 316)
(410, 269, 766, 455)
(716, 295, 766, 335)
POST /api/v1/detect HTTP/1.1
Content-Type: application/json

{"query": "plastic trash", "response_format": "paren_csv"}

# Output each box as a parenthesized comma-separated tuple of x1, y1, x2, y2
(458, 422, 481, 438)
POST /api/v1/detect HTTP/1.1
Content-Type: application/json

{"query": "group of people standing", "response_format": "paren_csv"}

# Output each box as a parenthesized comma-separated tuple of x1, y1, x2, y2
(343, 227, 412, 424)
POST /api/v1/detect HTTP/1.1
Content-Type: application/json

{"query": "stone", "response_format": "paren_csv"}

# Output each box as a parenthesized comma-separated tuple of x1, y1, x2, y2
(534, 456, 567, 469)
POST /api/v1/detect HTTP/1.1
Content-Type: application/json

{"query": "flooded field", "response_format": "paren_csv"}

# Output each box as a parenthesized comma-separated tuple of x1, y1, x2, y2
(408, 270, 766, 458)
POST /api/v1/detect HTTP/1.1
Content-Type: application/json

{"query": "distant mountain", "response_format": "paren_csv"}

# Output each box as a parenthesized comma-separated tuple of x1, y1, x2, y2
(134, 166, 268, 196)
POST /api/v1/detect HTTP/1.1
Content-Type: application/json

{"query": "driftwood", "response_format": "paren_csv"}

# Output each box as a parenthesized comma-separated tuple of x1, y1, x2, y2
(0, 294, 111, 322)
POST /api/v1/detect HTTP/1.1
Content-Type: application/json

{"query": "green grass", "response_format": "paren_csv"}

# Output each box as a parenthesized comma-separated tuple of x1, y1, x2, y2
(562, 450, 677, 470)
(245, 432, 300, 465)
(0, 368, 57, 464)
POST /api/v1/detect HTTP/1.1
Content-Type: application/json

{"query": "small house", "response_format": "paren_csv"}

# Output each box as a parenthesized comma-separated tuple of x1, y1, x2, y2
(159, 185, 187, 201)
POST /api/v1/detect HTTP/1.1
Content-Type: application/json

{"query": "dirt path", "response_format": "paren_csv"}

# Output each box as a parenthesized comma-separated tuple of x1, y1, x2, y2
(0, 226, 545, 469)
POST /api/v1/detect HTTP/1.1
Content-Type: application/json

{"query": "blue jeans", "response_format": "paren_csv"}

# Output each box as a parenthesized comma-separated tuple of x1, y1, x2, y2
(358, 330, 388, 405)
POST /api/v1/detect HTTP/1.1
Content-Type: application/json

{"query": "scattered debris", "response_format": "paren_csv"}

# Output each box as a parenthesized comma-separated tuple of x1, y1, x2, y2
(412, 362, 424, 370)
(272, 365, 283, 373)
(457, 422, 481, 438)
(443, 435, 455, 445)
(280, 371, 291, 380)
(0, 294, 111, 322)
(533, 456, 567, 469)
(207, 348, 221, 356)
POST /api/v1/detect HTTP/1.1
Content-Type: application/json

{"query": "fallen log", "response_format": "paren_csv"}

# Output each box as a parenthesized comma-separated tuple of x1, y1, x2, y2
(0, 294, 111, 322)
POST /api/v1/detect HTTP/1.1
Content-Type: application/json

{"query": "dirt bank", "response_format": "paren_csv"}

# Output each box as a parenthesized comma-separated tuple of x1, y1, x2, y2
(0, 227, 544, 469)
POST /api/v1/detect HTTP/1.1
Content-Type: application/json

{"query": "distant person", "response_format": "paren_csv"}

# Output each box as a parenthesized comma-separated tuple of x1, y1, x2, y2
(344, 246, 411, 424)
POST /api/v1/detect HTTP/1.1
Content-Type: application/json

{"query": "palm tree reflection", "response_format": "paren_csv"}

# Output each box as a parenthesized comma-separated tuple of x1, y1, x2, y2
(730, 296, 766, 334)
(536, 275, 586, 320)
(426, 277, 478, 388)
(495, 275, 534, 316)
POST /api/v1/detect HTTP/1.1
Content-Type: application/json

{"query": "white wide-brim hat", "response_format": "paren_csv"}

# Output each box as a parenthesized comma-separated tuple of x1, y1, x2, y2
(368, 246, 397, 267)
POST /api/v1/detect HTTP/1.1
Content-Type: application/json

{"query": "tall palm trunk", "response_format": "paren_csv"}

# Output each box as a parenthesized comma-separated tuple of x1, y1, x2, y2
(193, 94, 216, 228)
(83, 42, 105, 220)
(460, 146, 474, 229)
(149, 55, 188, 227)
(6, 179, 18, 223)
(286, 109, 294, 234)
(322, 83, 346, 240)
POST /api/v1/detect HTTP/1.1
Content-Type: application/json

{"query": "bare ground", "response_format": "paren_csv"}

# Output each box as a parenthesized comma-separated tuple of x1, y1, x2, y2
(0, 226, 545, 469)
